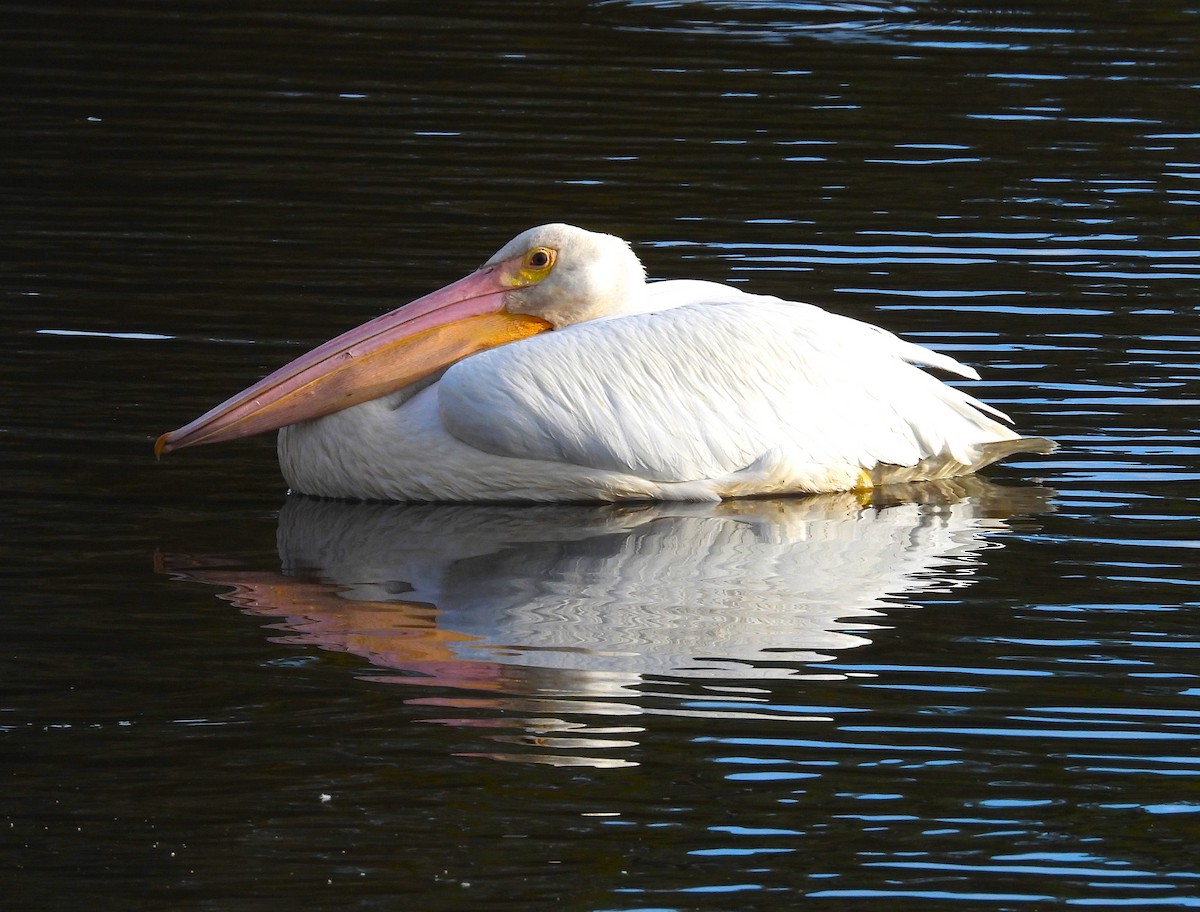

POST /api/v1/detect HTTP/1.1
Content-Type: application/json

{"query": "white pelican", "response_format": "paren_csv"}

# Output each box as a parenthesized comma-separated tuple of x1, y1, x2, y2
(156, 223, 1053, 502)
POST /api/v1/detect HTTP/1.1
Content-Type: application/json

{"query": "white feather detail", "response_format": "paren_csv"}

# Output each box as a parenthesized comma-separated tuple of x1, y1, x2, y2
(438, 284, 1014, 483)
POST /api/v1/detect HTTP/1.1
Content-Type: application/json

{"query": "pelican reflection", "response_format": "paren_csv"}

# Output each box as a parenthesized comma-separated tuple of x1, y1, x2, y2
(163, 479, 1051, 766)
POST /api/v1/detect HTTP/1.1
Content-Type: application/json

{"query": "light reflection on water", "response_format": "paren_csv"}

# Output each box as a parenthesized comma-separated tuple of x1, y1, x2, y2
(163, 480, 1051, 768)
(6, 0, 1200, 908)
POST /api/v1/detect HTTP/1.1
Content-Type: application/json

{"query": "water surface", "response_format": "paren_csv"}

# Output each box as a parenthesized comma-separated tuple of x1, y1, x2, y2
(5, 1, 1199, 909)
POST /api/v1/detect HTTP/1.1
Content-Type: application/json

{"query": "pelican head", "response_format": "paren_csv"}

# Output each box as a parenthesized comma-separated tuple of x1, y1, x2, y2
(155, 224, 644, 456)
(486, 223, 646, 327)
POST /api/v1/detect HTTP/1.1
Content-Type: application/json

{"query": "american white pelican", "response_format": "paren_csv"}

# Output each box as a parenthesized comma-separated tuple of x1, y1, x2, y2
(157, 223, 1053, 502)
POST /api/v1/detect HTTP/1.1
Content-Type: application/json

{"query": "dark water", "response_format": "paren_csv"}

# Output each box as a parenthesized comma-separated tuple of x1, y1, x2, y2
(5, 1, 1200, 909)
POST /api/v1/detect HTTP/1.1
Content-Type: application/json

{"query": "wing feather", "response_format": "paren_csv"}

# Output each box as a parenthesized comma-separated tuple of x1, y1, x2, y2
(437, 284, 1015, 484)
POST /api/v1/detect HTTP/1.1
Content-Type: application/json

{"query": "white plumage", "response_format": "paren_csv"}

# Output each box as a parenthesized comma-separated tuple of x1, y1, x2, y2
(161, 223, 1052, 501)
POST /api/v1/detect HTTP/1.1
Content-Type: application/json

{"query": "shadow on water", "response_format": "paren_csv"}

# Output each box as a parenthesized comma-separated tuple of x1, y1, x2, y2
(161, 478, 1052, 768)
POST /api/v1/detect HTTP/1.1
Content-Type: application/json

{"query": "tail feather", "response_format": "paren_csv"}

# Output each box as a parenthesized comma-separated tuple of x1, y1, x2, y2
(868, 436, 1056, 487)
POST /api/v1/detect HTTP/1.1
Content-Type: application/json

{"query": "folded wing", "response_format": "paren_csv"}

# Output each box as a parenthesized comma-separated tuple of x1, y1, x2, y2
(437, 285, 1023, 485)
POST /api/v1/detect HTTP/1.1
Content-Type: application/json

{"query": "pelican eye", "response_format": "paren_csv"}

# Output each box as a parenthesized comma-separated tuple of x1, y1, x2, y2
(526, 247, 554, 270)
